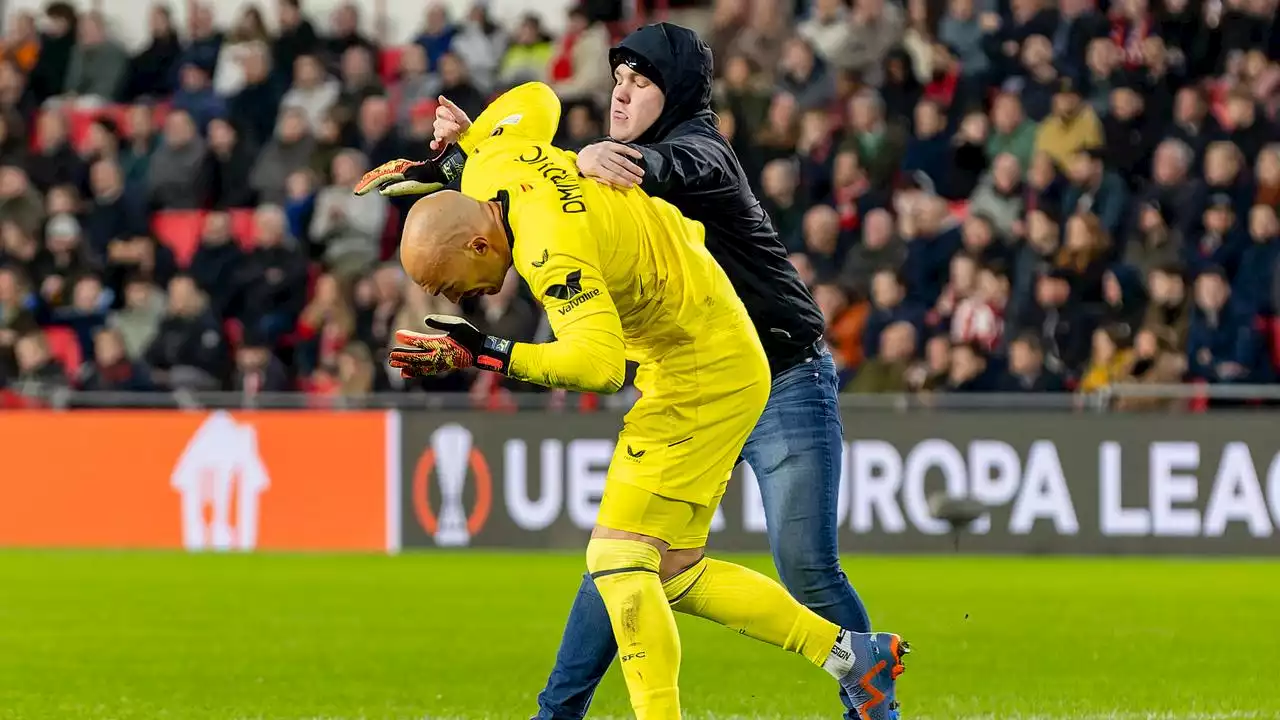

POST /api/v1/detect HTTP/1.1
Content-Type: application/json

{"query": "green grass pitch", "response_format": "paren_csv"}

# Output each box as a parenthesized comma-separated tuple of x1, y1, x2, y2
(0, 551, 1275, 720)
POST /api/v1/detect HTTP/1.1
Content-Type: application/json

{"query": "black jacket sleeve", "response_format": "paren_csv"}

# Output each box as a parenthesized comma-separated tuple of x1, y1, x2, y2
(627, 132, 732, 199)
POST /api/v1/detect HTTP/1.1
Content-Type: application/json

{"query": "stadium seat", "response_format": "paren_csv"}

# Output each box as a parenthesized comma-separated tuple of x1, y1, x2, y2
(223, 318, 244, 350)
(228, 208, 258, 250)
(151, 210, 207, 267)
(379, 46, 405, 84)
(43, 326, 82, 378)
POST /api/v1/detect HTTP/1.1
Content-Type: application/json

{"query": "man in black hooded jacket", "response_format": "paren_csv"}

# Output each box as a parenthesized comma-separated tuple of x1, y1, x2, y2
(354, 23, 899, 720)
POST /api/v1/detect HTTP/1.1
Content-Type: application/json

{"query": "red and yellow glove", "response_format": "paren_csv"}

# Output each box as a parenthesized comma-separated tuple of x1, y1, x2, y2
(352, 145, 468, 197)
(388, 315, 514, 378)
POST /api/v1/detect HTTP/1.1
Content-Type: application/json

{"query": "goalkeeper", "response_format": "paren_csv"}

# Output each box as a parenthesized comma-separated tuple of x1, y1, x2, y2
(361, 81, 908, 720)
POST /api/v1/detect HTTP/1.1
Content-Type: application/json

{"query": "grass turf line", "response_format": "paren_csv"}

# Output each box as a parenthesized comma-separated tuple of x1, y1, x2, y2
(0, 551, 1275, 720)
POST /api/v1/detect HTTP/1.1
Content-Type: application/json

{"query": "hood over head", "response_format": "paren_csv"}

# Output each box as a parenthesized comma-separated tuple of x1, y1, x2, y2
(610, 22, 714, 144)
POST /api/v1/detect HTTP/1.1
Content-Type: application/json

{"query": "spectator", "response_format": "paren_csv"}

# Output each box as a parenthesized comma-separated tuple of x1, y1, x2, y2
(284, 169, 318, 252)
(310, 149, 385, 277)
(546, 6, 611, 107)
(172, 63, 227, 135)
(213, 9, 272, 98)
(952, 263, 1009, 352)
(206, 118, 258, 209)
(800, 204, 842, 280)
(1141, 139, 1198, 234)
(902, 99, 950, 197)
(843, 90, 907, 190)
(120, 104, 159, 190)
(250, 107, 315, 205)
(813, 282, 867, 371)
(394, 45, 440, 132)
(899, 193, 961, 307)
(332, 341, 375, 396)
(863, 269, 926, 358)
(227, 42, 282, 147)
(78, 325, 153, 391)
(1167, 86, 1220, 167)
(1083, 37, 1121, 117)
(878, 48, 922, 122)
(102, 233, 177, 304)
(0, 112, 26, 169)
(0, 265, 38, 369)
(1187, 194, 1247, 279)
(63, 11, 129, 103)
(1055, 212, 1111, 304)
(755, 92, 800, 165)
(1018, 269, 1095, 380)
(33, 214, 96, 309)
(777, 37, 835, 112)
(471, 267, 538, 344)
(450, 1, 505, 92)
(798, 0, 853, 69)
(938, 0, 987, 82)
(1102, 78, 1157, 181)
(280, 54, 340, 133)
(82, 116, 122, 171)
(497, 14, 552, 90)
(1255, 145, 1280, 210)
(0, 166, 45, 237)
(45, 183, 80, 220)
(559, 101, 603, 152)
(1187, 267, 1258, 384)
(1113, 327, 1187, 411)
(1024, 150, 1064, 217)
(845, 0, 905, 86)
(718, 54, 771, 144)
(842, 208, 905, 299)
(960, 213, 1008, 267)
(294, 272, 355, 376)
(1101, 266, 1148, 340)
(933, 251, 979, 332)
(236, 204, 308, 342)
(147, 110, 210, 210)
(333, 45, 385, 128)
(86, 159, 146, 258)
(416, 2, 457, 70)
(1012, 36, 1061, 123)
(948, 110, 991, 199)
(985, 92, 1036, 170)
(357, 262, 407, 351)
(1063, 149, 1130, 240)
(11, 330, 68, 395)
(124, 4, 183, 101)
(760, 159, 803, 252)
(997, 332, 1065, 392)
(189, 210, 245, 318)
(324, 3, 379, 74)
(1235, 204, 1280, 316)
(107, 274, 165, 359)
(30, 111, 83, 193)
(28, 2, 77, 103)
(848, 321, 915, 393)
(47, 272, 109, 360)
(1124, 199, 1182, 287)
(1198, 142, 1250, 220)
(946, 340, 997, 392)
(145, 274, 227, 390)
(2, 12, 41, 75)
(233, 330, 292, 394)
(356, 96, 405, 168)
(0, 220, 40, 277)
(309, 110, 344, 182)
(272, 0, 320, 86)
(437, 52, 487, 122)
(180, 4, 223, 75)
(1035, 78, 1102, 173)
(1143, 264, 1191, 351)
(968, 153, 1025, 242)
(1224, 89, 1274, 164)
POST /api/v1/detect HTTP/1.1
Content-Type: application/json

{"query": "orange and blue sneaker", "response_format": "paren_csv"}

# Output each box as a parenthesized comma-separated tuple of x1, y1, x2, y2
(831, 630, 910, 720)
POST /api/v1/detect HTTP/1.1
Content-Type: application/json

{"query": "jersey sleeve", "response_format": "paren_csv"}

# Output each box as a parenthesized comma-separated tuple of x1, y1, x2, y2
(459, 82, 562, 155)
(507, 202, 627, 394)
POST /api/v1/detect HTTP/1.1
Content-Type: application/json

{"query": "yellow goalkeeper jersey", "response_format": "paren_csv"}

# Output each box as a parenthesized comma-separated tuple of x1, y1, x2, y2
(456, 82, 757, 394)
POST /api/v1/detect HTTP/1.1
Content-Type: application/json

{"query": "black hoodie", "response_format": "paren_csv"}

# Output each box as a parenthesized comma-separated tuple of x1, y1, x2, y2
(610, 23, 825, 371)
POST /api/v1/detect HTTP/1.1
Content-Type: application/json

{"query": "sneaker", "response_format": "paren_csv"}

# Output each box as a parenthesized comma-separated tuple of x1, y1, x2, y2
(832, 630, 910, 720)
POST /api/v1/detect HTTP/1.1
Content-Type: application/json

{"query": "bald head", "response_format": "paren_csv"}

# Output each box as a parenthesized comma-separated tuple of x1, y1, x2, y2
(400, 191, 512, 303)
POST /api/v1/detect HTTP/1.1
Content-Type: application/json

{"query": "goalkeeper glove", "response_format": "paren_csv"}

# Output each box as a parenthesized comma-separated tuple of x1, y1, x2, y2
(388, 314, 514, 378)
(353, 144, 468, 197)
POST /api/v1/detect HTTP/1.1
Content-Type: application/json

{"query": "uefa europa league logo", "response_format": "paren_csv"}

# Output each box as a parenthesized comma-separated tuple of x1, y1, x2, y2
(431, 424, 474, 547)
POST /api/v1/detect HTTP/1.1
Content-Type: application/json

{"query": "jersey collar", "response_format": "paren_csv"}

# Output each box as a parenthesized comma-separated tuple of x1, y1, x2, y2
(494, 189, 516, 250)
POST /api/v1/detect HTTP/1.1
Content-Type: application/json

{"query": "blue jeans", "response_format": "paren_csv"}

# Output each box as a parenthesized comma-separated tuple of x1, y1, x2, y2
(534, 350, 870, 719)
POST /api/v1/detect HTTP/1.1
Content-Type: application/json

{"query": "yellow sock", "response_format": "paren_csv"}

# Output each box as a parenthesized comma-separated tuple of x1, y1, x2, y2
(663, 557, 841, 668)
(586, 538, 681, 720)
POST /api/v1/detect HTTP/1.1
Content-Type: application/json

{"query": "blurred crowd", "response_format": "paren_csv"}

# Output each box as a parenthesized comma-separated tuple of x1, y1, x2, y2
(0, 0, 1279, 408)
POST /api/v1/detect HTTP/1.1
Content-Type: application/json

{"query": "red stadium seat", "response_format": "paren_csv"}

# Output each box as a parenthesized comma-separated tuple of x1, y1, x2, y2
(151, 210, 206, 267)
(43, 326, 82, 378)
(379, 46, 406, 84)
(227, 208, 258, 250)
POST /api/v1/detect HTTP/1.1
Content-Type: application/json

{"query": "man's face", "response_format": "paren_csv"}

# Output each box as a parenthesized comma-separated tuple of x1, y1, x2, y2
(864, 210, 891, 248)
(94, 330, 125, 366)
(280, 112, 307, 143)
(204, 212, 230, 244)
(882, 324, 916, 362)
(1174, 89, 1202, 122)
(804, 207, 839, 255)
(1036, 276, 1069, 307)
(1009, 340, 1042, 375)
(1205, 146, 1237, 185)
(1204, 206, 1233, 234)
(1229, 97, 1255, 128)
(14, 335, 46, 371)
(1103, 272, 1122, 306)
(180, 64, 207, 92)
(168, 278, 199, 316)
(1152, 143, 1186, 185)
(609, 64, 665, 143)
(871, 272, 903, 308)
(416, 244, 508, 305)
(993, 154, 1020, 191)
(90, 161, 121, 197)
(761, 161, 796, 200)
(1195, 275, 1228, 311)
(1068, 153, 1096, 184)
(438, 53, 465, 86)
(1052, 91, 1081, 118)
(342, 47, 373, 84)
(1250, 206, 1278, 240)
(913, 102, 942, 137)
(992, 94, 1022, 132)
(164, 113, 195, 146)
(1111, 88, 1143, 120)
(963, 217, 992, 251)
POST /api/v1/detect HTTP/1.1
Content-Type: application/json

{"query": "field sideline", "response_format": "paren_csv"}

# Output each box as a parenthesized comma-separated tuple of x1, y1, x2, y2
(0, 551, 1274, 720)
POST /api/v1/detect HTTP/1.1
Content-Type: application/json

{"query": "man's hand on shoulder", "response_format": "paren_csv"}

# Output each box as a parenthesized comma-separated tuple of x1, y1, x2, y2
(576, 141, 646, 188)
